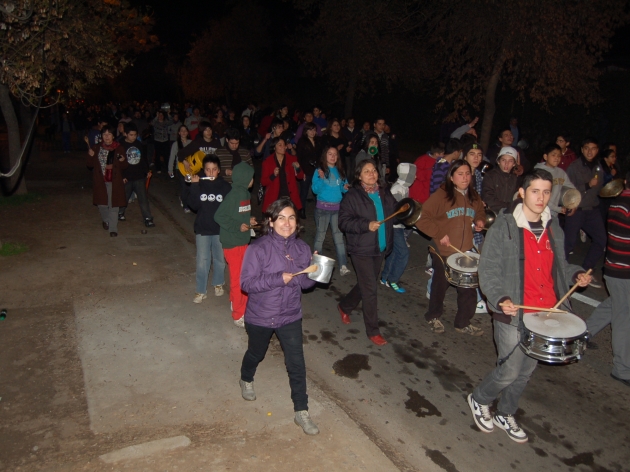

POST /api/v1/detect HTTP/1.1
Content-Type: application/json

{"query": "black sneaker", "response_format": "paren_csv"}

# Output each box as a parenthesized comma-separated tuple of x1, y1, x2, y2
(144, 218, 155, 228)
(118, 214, 126, 221)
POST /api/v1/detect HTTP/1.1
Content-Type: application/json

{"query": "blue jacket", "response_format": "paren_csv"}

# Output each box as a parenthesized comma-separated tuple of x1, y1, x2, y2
(241, 230, 316, 328)
(311, 167, 348, 203)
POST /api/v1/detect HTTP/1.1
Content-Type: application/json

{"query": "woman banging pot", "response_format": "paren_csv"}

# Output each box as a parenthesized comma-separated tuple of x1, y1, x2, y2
(416, 160, 486, 336)
(239, 198, 319, 435)
(338, 159, 397, 346)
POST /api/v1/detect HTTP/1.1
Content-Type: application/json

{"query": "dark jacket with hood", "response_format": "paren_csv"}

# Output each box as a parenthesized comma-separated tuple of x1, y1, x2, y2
(240, 229, 316, 328)
(187, 176, 232, 236)
(214, 162, 255, 249)
(481, 166, 519, 214)
(338, 183, 396, 257)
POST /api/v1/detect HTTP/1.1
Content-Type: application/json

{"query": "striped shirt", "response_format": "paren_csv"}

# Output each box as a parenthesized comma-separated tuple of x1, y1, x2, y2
(605, 189, 630, 279)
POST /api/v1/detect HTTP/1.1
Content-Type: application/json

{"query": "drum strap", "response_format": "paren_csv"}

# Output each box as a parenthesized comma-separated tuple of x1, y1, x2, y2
(498, 229, 527, 367)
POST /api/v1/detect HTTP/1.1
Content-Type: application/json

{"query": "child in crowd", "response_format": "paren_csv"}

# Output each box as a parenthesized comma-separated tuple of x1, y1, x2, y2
(381, 163, 416, 293)
(311, 146, 350, 276)
(214, 162, 257, 327)
(118, 122, 155, 227)
(187, 155, 232, 303)
(534, 143, 576, 217)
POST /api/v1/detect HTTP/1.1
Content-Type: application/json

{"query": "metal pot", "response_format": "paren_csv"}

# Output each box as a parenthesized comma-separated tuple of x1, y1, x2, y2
(599, 179, 624, 198)
(308, 254, 336, 283)
(484, 208, 496, 229)
(396, 198, 422, 226)
(560, 187, 581, 209)
(479, 162, 494, 175)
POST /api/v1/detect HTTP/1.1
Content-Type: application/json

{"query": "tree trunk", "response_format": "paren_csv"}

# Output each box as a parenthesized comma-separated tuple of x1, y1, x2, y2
(0, 84, 27, 195)
(480, 52, 506, 152)
(344, 74, 357, 118)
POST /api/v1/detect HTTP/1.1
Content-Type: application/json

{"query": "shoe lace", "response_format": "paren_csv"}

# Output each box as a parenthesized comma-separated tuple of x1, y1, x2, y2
(478, 403, 491, 421)
(504, 415, 522, 431)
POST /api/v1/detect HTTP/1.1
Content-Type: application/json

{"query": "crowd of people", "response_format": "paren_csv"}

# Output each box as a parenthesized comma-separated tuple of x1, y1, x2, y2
(79, 101, 628, 441)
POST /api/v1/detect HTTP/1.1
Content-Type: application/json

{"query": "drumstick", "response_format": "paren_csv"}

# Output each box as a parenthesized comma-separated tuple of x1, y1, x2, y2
(448, 244, 475, 261)
(377, 203, 410, 224)
(291, 264, 318, 276)
(552, 268, 593, 309)
(499, 303, 567, 313)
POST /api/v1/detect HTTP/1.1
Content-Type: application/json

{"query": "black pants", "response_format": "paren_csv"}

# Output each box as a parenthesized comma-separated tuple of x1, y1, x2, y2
(179, 174, 191, 210)
(340, 254, 384, 337)
(119, 178, 152, 220)
(298, 174, 313, 211)
(154, 141, 170, 172)
(241, 319, 308, 412)
(426, 252, 477, 329)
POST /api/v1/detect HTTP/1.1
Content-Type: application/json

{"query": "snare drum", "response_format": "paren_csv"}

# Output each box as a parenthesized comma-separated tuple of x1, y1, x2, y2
(520, 311, 589, 364)
(445, 252, 480, 288)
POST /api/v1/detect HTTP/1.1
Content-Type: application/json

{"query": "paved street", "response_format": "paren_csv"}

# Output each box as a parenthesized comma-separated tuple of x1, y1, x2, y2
(1, 149, 629, 471)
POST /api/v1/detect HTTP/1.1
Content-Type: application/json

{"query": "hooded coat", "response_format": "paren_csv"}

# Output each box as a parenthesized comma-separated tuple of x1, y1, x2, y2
(214, 162, 255, 249)
(240, 229, 316, 328)
(261, 152, 304, 212)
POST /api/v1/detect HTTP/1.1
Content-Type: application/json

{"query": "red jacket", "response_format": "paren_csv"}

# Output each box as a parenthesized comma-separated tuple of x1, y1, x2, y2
(261, 153, 304, 211)
(408, 154, 436, 203)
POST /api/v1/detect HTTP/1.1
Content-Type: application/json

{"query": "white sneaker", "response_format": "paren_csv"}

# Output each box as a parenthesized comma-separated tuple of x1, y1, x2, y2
(467, 394, 494, 433)
(493, 413, 528, 443)
(425, 268, 434, 276)
(193, 293, 207, 304)
(475, 300, 488, 314)
(340, 265, 351, 276)
(234, 316, 245, 328)
(214, 285, 224, 296)
(294, 410, 319, 435)
(239, 379, 256, 401)
(426, 291, 431, 299)
(455, 324, 484, 336)
(428, 318, 444, 333)
(580, 229, 587, 243)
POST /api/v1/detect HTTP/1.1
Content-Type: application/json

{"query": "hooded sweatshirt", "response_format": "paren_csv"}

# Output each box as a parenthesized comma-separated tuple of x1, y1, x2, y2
(311, 165, 348, 206)
(187, 176, 232, 236)
(534, 162, 576, 216)
(214, 162, 255, 249)
(391, 163, 416, 228)
(416, 186, 485, 258)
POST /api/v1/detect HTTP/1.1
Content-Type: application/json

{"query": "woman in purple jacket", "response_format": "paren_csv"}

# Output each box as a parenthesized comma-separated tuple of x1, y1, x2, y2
(239, 197, 319, 435)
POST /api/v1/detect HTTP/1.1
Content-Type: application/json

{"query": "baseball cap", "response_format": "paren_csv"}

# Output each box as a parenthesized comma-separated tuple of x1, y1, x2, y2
(497, 146, 517, 161)
(463, 142, 484, 157)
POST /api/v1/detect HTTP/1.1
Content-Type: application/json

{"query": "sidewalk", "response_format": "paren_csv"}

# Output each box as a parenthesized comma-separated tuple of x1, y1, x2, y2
(0, 151, 399, 471)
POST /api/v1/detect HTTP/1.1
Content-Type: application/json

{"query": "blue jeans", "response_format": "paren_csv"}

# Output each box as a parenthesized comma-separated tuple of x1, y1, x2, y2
(195, 234, 226, 293)
(381, 228, 409, 283)
(313, 207, 348, 267)
(473, 321, 538, 415)
(241, 319, 308, 411)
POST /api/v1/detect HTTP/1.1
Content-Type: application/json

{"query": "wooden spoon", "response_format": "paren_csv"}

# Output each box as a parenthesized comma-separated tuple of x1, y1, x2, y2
(291, 264, 318, 276)
(377, 203, 410, 224)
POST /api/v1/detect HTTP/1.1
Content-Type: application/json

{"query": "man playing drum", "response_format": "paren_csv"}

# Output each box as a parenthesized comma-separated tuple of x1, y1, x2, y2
(468, 169, 591, 443)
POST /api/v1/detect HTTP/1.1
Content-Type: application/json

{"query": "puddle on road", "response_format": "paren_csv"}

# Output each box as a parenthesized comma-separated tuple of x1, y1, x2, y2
(320, 330, 339, 345)
(424, 447, 459, 472)
(333, 353, 371, 379)
(405, 388, 442, 418)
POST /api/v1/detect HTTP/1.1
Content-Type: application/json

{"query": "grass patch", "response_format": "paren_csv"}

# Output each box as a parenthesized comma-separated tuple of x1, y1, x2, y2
(0, 242, 28, 256)
(0, 193, 44, 206)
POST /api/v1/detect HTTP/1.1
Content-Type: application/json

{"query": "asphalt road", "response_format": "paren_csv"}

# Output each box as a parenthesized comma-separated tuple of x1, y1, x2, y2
(147, 171, 630, 472)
